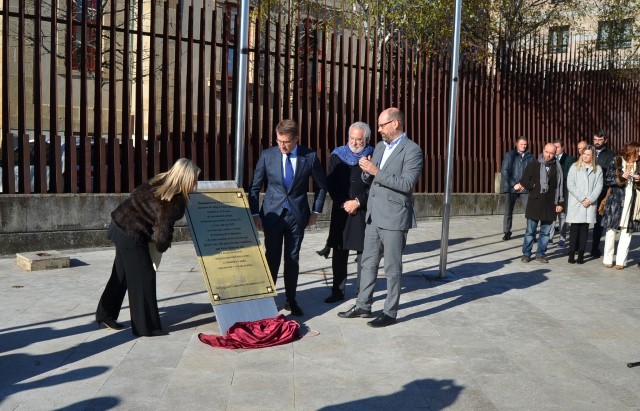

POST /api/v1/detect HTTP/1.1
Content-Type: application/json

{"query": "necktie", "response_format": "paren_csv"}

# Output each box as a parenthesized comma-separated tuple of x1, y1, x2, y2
(283, 153, 294, 191)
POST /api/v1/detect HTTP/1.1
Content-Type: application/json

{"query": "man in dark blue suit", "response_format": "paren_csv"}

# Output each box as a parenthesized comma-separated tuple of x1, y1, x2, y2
(249, 119, 327, 316)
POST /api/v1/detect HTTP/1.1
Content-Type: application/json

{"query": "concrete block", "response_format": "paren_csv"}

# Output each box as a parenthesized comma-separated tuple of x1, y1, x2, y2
(16, 250, 70, 271)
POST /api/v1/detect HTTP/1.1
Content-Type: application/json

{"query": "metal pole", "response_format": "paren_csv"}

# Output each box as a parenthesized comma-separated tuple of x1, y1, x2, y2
(438, 0, 463, 278)
(233, 0, 250, 187)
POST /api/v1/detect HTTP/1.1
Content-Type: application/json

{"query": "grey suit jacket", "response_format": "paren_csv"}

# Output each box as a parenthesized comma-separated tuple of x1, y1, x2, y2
(363, 136, 424, 231)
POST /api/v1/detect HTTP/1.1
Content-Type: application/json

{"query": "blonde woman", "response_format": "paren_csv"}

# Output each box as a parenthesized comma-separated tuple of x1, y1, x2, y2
(601, 143, 640, 269)
(96, 158, 200, 336)
(566, 145, 603, 264)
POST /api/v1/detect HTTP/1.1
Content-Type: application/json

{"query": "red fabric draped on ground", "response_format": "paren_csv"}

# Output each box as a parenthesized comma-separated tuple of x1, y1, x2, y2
(198, 314, 300, 349)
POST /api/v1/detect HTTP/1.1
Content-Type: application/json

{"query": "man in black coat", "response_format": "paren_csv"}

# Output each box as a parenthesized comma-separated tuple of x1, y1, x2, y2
(590, 130, 616, 258)
(323, 122, 374, 303)
(515, 143, 564, 263)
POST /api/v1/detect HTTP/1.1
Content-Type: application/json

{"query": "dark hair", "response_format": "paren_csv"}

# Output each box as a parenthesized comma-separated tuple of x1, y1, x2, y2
(275, 119, 299, 139)
(515, 136, 528, 143)
(595, 130, 608, 139)
(553, 139, 564, 147)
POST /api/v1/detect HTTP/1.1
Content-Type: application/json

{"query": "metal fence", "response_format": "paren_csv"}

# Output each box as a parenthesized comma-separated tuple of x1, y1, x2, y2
(1, 1, 639, 194)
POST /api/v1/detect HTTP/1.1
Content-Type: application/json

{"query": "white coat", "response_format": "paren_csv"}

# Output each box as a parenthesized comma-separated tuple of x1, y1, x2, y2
(566, 162, 603, 224)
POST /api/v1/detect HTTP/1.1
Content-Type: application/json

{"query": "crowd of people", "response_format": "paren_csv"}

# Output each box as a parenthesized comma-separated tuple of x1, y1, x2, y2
(502, 130, 640, 269)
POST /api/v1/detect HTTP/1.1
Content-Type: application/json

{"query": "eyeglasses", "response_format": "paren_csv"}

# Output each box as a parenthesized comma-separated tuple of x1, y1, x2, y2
(275, 139, 296, 146)
(378, 120, 394, 129)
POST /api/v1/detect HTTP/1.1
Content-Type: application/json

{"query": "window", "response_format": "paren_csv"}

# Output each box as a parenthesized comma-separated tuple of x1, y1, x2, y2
(548, 26, 570, 53)
(70, 0, 98, 72)
(597, 19, 633, 50)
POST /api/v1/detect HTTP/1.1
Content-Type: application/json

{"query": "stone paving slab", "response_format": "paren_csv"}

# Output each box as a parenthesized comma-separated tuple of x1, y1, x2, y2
(2, 215, 640, 410)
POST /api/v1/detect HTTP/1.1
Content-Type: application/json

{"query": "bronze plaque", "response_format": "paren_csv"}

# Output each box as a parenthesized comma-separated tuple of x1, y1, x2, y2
(186, 189, 276, 305)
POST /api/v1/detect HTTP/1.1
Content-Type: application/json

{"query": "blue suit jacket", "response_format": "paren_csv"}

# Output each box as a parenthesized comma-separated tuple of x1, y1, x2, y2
(249, 145, 327, 230)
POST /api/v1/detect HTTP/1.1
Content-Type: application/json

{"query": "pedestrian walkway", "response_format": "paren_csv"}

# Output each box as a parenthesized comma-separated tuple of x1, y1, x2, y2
(2, 215, 640, 410)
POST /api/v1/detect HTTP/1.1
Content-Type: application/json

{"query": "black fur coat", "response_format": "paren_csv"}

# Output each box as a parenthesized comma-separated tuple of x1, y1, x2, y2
(111, 180, 187, 252)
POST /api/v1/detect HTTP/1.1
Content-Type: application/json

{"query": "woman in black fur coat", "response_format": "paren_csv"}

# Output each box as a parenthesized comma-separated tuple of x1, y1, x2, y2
(96, 158, 200, 336)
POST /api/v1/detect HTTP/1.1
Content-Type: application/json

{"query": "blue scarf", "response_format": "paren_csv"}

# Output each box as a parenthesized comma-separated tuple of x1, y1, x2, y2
(332, 145, 374, 166)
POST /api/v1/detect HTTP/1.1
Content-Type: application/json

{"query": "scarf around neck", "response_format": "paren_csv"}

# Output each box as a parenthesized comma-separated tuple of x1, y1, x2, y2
(537, 153, 564, 204)
(332, 144, 374, 166)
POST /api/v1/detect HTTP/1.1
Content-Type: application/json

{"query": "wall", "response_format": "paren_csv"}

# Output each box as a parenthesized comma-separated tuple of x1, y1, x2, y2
(0, 193, 522, 255)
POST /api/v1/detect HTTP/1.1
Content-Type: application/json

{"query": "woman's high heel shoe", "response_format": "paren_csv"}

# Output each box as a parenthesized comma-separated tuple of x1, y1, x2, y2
(316, 246, 331, 259)
(97, 319, 124, 330)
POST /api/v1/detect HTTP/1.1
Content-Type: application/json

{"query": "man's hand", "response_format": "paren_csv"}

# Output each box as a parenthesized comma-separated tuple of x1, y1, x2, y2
(359, 156, 379, 176)
(581, 198, 591, 208)
(253, 215, 263, 232)
(307, 213, 318, 228)
(343, 199, 359, 215)
(555, 205, 563, 213)
(513, 183, 524, 192)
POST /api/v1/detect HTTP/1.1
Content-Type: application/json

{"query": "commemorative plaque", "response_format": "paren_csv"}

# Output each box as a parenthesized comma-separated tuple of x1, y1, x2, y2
(186, 189, 277, 305)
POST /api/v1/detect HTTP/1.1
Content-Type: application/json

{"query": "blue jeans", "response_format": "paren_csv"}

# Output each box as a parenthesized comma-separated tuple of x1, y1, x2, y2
(522, 219, 552, 257)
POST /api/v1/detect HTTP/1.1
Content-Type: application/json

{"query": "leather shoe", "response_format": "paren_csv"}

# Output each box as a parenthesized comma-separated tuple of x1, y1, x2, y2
(324, 291, 344, 303)
(520, 255, 531, 263)
(97, 319, 124, 330)
(288, 303, 304, 316)
(591, 250, 602, 258)
(337, 305, 372, 318)
(536, 256, 549, 263)
(150, 329, 168, 337)
(367, 313, 396, 328)
(502, 232, 512, 241)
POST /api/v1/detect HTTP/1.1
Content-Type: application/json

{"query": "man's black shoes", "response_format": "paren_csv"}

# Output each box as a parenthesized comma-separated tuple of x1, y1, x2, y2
(502, 232, 512, 241)
(367, 314, 396, 328)
(285, 301, 304, 316)
(337, 305, 373, 318)
(324, 291, 345, 303)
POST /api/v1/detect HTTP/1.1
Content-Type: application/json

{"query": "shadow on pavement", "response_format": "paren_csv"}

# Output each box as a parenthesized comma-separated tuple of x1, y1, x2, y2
(317, 378, 464, 410)
(399, 269, 549, 323)
(53, 396, 120, 410)
(0, 323, 133, 405)
(404, 237, 472, 255)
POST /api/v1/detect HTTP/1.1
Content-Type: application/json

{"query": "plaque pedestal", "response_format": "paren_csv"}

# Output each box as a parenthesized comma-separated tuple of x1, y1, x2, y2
(188, 181, 278, 335)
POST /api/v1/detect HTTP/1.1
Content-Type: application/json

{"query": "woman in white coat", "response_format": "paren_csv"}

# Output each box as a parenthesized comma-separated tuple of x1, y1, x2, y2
(566, 145, 603, 264)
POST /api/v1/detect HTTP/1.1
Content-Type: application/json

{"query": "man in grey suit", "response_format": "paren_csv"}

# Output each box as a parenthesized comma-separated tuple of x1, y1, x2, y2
(338, 108, 424, 327)
(249, 119, 327, 316)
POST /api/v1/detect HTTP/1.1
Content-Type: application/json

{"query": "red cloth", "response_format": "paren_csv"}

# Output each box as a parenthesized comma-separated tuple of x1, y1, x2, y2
(198, 314, 300, 349)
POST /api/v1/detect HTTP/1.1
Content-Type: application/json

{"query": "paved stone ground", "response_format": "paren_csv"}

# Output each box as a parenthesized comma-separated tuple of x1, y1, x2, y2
(2, 215, 640, 410)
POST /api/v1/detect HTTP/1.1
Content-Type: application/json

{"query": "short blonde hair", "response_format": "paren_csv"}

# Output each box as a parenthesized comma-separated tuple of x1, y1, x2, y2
(151, 158, 200, 202)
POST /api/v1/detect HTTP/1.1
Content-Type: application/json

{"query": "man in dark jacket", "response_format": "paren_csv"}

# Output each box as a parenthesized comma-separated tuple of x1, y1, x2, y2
(590, 130, 616, 258)
(501, 137, 534, 240)
(550, 139, 575, 247)
(249, 119, 327, 317)
(515, 143, 564, 263)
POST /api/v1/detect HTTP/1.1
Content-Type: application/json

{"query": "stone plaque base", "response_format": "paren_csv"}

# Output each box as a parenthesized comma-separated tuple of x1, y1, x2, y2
(16, 250, 70, 271)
